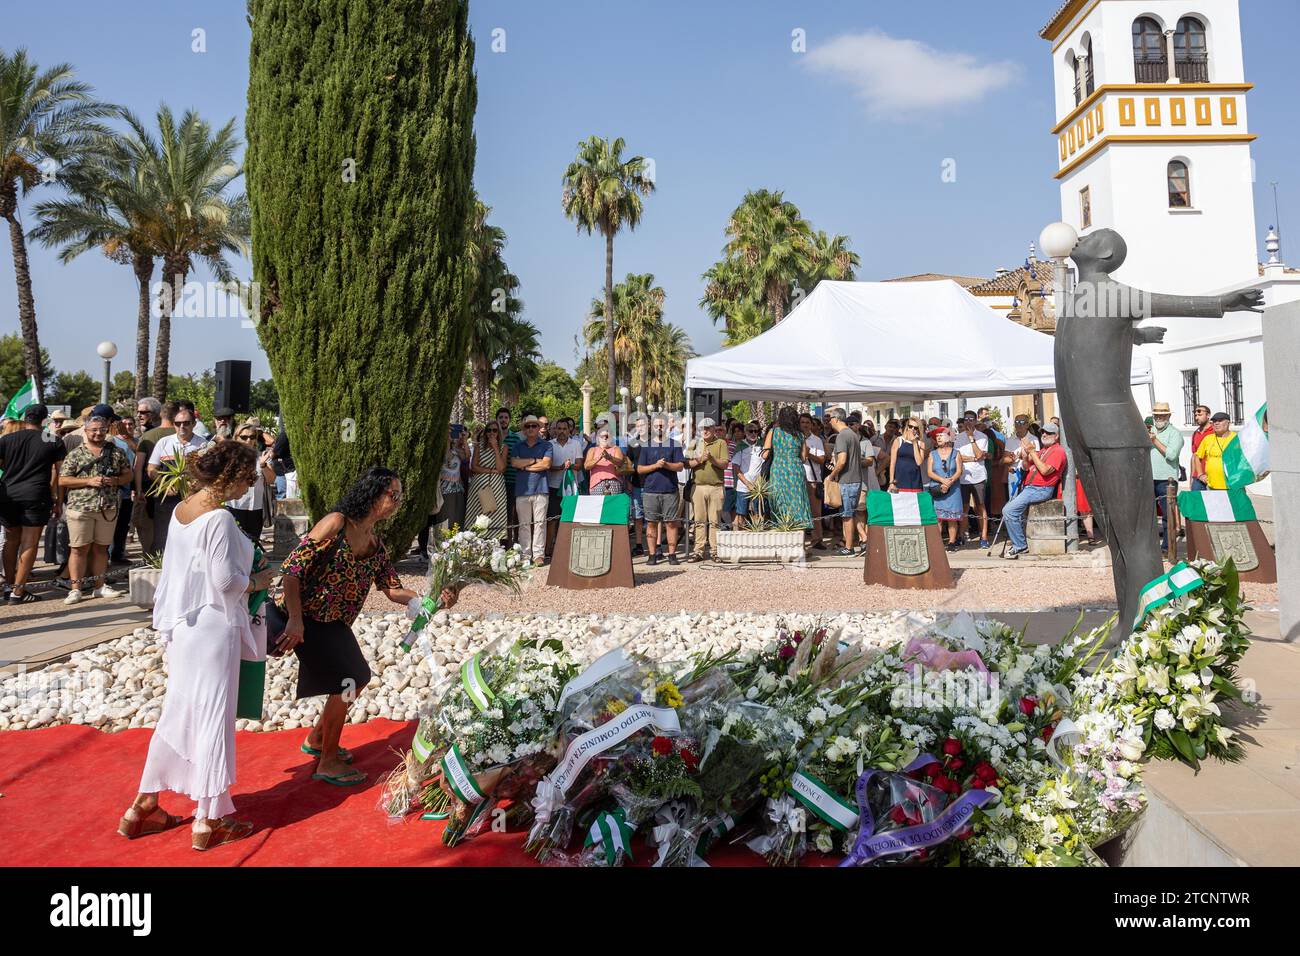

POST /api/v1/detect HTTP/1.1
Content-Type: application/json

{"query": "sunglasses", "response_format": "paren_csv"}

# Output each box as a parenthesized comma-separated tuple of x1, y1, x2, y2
(174, 419, 195, 427)
(524, 423, 539, 429)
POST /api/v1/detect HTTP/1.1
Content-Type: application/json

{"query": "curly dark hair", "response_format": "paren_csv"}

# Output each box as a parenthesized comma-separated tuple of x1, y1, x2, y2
(333, 466, 400, 520)
(776, 405, 801, 437)
(187, 440, 258, 499)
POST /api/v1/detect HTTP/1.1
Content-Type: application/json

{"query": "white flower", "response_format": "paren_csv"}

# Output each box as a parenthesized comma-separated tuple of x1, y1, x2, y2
(473, 514, 490, 531)
(1153, 708, 1175, 731)
(1141, 665, 1170, 694)
(1118, 740, 1144, 761)
(1199, 667, 1215, 687)
(815, 831, 834, 854)
(998, 835, 1019, 856)
(1176, 673, 1201, 692)
(1216, 726, 1235, 745)
(807, 707, 828, 726)
(1045, 777, 1078, 810)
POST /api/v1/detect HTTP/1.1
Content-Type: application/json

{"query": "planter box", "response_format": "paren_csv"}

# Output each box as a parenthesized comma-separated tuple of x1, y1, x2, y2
(129, 567, 162, 608)
(716, 529, 805, 563)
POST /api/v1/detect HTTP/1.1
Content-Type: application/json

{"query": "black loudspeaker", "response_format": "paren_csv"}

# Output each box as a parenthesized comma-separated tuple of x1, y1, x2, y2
(214, 360, 252, 413)
(693, 388, 722, 424)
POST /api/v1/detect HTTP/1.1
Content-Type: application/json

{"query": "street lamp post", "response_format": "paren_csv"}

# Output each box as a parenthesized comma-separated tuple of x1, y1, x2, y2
(96, 341, 118, 404)
(1038, 222, 1080, 553)
(580, 379, 594, 439)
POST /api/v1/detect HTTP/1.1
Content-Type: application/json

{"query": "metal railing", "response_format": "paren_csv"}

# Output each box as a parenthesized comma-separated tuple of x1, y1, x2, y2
(1134, 59, 1169, 83)
(1176, 57, 1209, 83)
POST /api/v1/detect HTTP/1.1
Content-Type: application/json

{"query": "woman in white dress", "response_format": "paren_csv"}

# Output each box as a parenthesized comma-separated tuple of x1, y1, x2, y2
(118, 441, 276, 851)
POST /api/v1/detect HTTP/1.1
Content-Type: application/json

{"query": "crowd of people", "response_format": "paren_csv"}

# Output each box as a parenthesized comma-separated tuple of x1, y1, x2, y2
(420, 398, 1244, 565)
(0, 399, 286, 604)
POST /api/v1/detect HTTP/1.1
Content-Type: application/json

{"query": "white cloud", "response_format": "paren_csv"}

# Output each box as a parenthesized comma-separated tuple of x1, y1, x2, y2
(804, 30, 1021, 119)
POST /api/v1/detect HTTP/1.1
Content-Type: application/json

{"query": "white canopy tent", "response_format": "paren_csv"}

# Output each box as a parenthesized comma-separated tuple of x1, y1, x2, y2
(685, 280, 1152, 402)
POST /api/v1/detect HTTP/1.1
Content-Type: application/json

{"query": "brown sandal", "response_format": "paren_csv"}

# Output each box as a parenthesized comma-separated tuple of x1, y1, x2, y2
(118, 805, 185, 839)
(192, 817, 255, 851)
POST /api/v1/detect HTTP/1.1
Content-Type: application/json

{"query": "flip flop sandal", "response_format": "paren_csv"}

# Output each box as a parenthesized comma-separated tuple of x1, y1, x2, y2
(312, 768, 368, 787)
(301, 741, 354, 763)
(118, 806, 185, 839)
(192, 817, 255, 851)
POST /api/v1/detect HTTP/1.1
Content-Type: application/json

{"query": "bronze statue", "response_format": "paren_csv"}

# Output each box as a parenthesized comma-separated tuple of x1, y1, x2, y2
(1055, 228, 1263, 628)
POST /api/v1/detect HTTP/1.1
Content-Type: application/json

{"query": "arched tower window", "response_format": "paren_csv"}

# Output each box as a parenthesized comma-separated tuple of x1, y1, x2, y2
(1168, 159, 1191, 208)
(1133, 16, 1167, 83)
(1174, 17, 1209, 82)
(1066, 50, 1081, 106)
(1081, 34, 1095, 97)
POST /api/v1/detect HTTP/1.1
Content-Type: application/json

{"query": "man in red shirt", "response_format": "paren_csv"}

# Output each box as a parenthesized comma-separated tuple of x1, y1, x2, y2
(1188, 404, 1213, 491)
(1001, 422, 1066, 559)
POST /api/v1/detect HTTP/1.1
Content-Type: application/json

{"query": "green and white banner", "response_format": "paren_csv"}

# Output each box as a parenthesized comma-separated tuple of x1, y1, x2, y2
(584, 808, 635, 864)
(1222, 403, 1269, 488)
(440, 743, 485, 804)
(2, 376, 37, 420)
(411, 725, 436, 764)
(790, 770, 859, 831)
(561, 493, 630, 525)
(1135, 562, 1205, 628)
(547, 704, 681, 797)
(866, 490, 937, 526)
(1177, 489, 1256, 523)
(460, 653, 495, 713)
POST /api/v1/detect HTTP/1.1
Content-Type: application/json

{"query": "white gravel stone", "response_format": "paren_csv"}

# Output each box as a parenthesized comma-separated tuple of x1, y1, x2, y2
(0, 608, 942, 734)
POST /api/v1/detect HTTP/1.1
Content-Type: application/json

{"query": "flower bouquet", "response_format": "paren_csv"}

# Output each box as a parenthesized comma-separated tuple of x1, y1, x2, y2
(400, 515, 531, 653)
(378, 636, 580, 846)
(1075, 558, 1252, 771)
(524, 658, 687, 860)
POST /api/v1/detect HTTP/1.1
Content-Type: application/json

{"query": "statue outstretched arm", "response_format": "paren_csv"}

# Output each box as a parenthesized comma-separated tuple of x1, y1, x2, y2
(1142, 286, 1265, 319)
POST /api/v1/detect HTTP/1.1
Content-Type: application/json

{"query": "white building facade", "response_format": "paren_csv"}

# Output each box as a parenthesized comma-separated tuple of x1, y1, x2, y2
(1042, 0, 1300, 485)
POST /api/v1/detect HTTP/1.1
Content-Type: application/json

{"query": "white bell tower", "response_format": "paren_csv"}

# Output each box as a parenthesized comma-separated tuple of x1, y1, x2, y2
(1041, 0, 1259, 292)
(1040, 0, 1277, 442)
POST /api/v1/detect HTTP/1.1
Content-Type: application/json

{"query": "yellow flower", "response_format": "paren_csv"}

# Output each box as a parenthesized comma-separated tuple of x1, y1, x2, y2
(657, 681, 684, 709)
(606, 698, 628, 716)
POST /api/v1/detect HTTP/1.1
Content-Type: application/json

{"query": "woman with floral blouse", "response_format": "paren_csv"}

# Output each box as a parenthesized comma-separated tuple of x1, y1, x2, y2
(274, 466, 456, 786)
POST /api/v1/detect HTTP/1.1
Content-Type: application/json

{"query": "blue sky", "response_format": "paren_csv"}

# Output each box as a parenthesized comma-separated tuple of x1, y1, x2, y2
(3, 0, 1298, 383)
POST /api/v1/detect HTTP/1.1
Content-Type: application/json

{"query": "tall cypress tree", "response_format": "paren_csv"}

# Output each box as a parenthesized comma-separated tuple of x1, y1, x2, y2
(246, 0, 477, 550)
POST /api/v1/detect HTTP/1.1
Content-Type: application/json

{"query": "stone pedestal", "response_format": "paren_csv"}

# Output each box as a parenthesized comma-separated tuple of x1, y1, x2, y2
(547, 522, 635, 589)
(863, 524, 954, 589)
(1184, 520, 1277, 584)
(1026, 498, 1066, 556)
(1264, 300, 1299, 640)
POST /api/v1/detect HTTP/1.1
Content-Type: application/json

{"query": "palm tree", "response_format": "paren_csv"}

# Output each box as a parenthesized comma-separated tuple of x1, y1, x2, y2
(802, 229, 861, 290)
(29, 139, 164, 398)
(494, 316, 541, 408)
(584, 272, 665, 397)
(561, 135, 655, 406)
(724, 189, 812, 325)
(464, 200, 519, 426)
(122, 106, 248, 401)
(0, 49, 114, 397)
(642, 321, 694, 410)
(721, 300, 772, 347)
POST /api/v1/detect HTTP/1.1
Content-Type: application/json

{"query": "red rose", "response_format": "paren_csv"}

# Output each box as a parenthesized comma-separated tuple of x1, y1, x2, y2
(956, 826, 974, 841)
(1041, 724, 1056, 742)
(935, 775, 960, 795)
(975, 762, 997, 782)
(793, 630, 805, 643)
(924, 762, 944, 779)
(969, 779, 987, 790)
(889, 806, 910, 826)
(1019, 696, 1038, 716)
(651, 736, 673, 756)
(779, 644, 796, 659)
(680, 749, 699, 771)
(948, 758, 965, 772)
(942, 738, 963, 757)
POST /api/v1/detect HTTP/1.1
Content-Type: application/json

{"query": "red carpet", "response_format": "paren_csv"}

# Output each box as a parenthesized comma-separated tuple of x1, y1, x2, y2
(0, 721, 825, 867)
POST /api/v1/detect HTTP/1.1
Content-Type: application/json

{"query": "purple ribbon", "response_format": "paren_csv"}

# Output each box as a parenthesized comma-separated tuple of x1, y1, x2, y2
(839, 755, 995, 867)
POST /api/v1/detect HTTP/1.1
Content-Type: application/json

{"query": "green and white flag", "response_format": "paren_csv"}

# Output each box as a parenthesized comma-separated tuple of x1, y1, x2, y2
(1222, 404, 1269, 488)
(866, 490, 937, 527)
(1135, 561, 1204, 628)
(460, 653, 496, 713)
(790, 770, 859, 831)
(560, 493, 630, 525)
(440, 743, 485, 804)
(3, 376, 37, 420)
(1177, 489, 1256, 523)
(584, 808, 635, 865)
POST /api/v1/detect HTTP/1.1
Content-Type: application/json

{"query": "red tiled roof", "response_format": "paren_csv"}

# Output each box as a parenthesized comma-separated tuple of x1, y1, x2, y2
(968, 260, 1055, 295)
